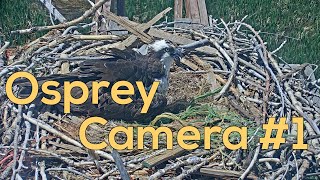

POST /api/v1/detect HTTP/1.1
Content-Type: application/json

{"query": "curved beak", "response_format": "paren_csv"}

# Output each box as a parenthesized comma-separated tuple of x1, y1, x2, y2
(173, 47, 184, 65)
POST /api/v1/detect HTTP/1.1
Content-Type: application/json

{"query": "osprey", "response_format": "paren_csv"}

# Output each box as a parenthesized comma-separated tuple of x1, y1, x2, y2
(17, 40, 183, 122)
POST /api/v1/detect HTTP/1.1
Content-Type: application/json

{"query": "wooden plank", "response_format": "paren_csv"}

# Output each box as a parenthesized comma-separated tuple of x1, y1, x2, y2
(142, 146, 186, 168)
(104, 11, 153, 43)
(200, 168, 258, 179)
(185, 0, 191, 18)
(189, 0, 200, 22)
(184, 166, 258, 180)
(174, 0, 183, 19)
(118, 7, 172, 49)
(39, 0, 66, 22)
(197, 0, 209, 25)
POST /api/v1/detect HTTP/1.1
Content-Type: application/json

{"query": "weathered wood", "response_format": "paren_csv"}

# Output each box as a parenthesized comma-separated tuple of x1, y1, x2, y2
(197, 0, 209, 25)
(118, 7, 172, 49)
(174, 0, 183, 19)
(189, 0, 201, 24)
(184, 167, 258, 180)
(39, 0, 66, 22)
(181, 58, 200, 71)
(148, 28, 220, 56)
(104, 11, 153, 43)
(175, 0, 208, 26)
(111, 149, 131, 180)
(185, 0, 192, 18)
(142, 146, 186, 168)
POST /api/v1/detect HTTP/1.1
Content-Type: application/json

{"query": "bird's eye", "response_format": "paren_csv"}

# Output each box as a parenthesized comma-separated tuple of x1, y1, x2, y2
(165, 48, 170, 52)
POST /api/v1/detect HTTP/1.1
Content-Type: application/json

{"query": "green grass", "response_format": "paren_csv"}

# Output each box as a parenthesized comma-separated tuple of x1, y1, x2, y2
(0, 0, 319, 75)
(0, 0, 49, 45)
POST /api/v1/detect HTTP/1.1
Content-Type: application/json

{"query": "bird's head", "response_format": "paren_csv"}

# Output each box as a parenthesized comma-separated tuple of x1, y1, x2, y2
(147, 40, 183, 94)
(149, 40, 182, 72)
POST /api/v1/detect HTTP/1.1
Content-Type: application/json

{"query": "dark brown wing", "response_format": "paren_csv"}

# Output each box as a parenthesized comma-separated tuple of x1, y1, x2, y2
(70, 92, 167, 123)
(78, 57, 165, 86)
(67, 57, 167, 122)
(16, 54, 167, 122)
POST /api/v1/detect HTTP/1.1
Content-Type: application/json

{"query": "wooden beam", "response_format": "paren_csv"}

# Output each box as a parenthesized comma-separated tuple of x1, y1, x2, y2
(39, 0, 66, 23)
(118, 7, 172, 49)
(174, 0, 183, 19)
(142, 147, 186, 168)
(197, 0, 209, 25)
(189, 0, 200, 23)
(104, 11, 153, 43)
(184, 166, 258, 180)
(185, 0, 191, 18)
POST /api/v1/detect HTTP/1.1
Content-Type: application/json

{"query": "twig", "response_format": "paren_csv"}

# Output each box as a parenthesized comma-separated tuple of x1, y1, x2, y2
(46, 167, 94, 180)
(111, 149, 131, 180)
(0, 41, 10, 54)
(240, 144, 260, 179)
(11, 105, 22, 180)
(22, 114, 114, 160)
(174, 152, 219, 180)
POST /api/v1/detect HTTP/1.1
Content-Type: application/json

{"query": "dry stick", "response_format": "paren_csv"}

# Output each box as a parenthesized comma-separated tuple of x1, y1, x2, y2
(111, 149, 130, 180)
(0, 146, 77, 166)
(11, 105, 22, 180)
(39, 121, 48, 180)
(149, 156, 203, 180)
(0, 65, 27, 78)
(46, 168, 94, 180)
(99, 149, 166, 179)
(247, 28, 285, 117)
(66, 34, 120, 41)
(261, 41, 285, 117)
(103, 11, 153, 43)
(284, 82, 320, 134)
(189, 30, 234, 67)
(116, 7, 172, 49)
(279, 63, 309, 81)
(0, 41, 10, 54)
(238, 24, 273, 123)
(240, 144, 261, 180)
(11, 0, 109, 34)
(0, 163, 13, 179)
(174, 152, 220, 180)
(16, 105, 34, 175)
(271, 40, 287, 55)
(16, 121, 31, 173)
(39, 161, 47, 180)
(22, 114, 114, 161)
(34, 125, 40, 180)
(258, 158, 281, 163)
(215, 19, 239, 99)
